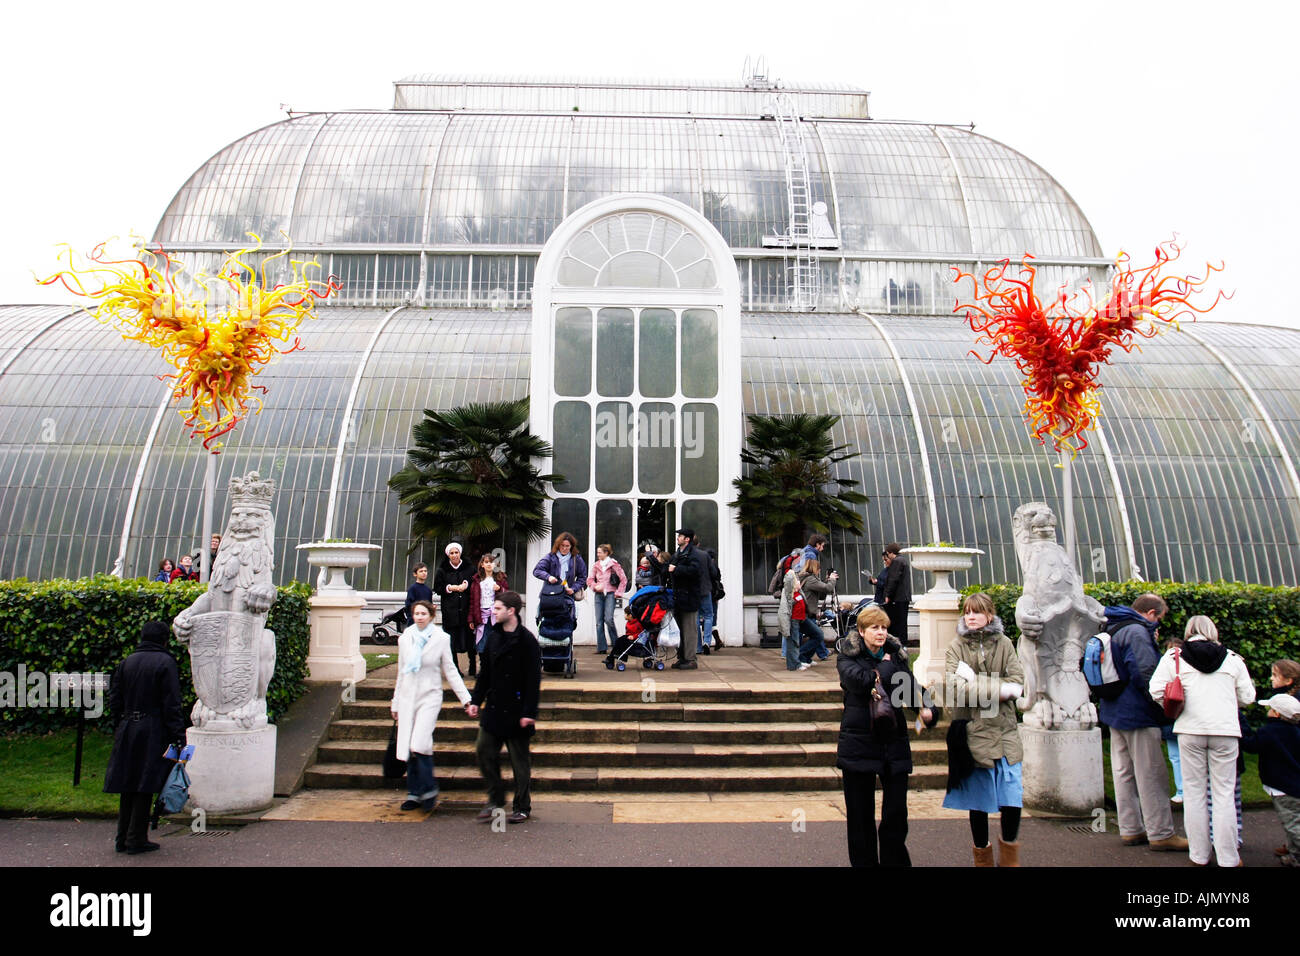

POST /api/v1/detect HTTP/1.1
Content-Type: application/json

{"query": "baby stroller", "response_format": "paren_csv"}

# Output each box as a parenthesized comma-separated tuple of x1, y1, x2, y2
(605, 586, 674, 672)
(825, 596, 880, 642)
(370, 606, 407, 645)
(536, 584, 577, 679)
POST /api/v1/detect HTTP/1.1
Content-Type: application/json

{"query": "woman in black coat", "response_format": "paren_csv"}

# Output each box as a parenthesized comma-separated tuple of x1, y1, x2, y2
(836, 605, 936, 867)
(434, 542, 476, 675)
(104, 620, 186, 854)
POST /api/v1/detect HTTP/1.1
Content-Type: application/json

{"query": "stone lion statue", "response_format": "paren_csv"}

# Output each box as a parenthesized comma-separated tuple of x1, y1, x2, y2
(1012, 502, 1105, 730)
(173, 472, 278, 730)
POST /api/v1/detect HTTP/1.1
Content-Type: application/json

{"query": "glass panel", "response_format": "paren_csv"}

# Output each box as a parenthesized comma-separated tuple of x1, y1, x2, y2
(681, 309, 718, 398)
(681, 500, 718, 553)
(594, 499, 635, 580)
(554, 307, 592, 396)
(638, 308, 676, 398)
(681, 403, 719, 495)
(594, 401, 634, 494)
(551, 498, 590, 556)
(596, 308, 634, 397)
(637, 498, 676, 555)
(637, 402, 675, 495)
(599, 251, 677, 288)
(552, 402, 590, 493)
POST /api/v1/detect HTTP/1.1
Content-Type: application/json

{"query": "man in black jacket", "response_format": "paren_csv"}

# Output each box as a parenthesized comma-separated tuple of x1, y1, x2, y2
(881, 543, 911, 641)
(103, 621, 186, 854)
(468, 591, 542, 824)
(656, 527, 701, 669)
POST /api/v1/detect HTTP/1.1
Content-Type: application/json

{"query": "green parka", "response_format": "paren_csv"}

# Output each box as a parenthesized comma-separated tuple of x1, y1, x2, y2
(944, 616, 1023, 768)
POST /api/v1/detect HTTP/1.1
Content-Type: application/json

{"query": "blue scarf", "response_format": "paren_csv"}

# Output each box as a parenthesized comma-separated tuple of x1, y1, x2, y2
(403, 623, 434, 675)
(558, 552, 572, 586)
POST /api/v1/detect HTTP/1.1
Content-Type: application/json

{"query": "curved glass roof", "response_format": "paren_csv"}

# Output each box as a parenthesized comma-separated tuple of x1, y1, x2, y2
(3, 306, 1296, 592)
(154, 112, 1102, 263)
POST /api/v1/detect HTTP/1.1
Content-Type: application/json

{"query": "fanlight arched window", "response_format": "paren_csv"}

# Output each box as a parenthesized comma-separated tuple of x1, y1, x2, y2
(556, 212, 718, 289)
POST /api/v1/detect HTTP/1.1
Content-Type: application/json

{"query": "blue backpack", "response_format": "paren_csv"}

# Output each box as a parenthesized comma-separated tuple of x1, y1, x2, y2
(1082, 631, 1127, 700)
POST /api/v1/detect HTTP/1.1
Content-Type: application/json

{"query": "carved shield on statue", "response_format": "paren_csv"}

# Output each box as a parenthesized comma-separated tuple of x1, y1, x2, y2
(188, 611, 260, 713)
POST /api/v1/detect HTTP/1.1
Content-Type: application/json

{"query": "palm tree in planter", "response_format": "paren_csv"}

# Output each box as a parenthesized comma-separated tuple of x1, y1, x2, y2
(388, 397, 563, 563)
(729, 413, 868, 557)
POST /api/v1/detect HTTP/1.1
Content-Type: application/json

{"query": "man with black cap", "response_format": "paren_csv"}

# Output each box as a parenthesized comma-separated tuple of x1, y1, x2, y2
(103, 621, 186, 854)
(655, 527, 701, 669)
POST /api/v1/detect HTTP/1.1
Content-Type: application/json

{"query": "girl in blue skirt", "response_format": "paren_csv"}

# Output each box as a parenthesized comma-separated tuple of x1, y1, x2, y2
(943, 592, 1025, 866)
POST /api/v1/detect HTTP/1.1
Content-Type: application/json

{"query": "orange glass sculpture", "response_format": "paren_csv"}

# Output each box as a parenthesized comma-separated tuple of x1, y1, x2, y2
(954, 239, 1226, 452)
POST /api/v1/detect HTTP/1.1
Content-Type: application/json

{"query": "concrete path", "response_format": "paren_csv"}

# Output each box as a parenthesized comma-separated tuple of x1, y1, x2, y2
(2, 808, 1291, 868)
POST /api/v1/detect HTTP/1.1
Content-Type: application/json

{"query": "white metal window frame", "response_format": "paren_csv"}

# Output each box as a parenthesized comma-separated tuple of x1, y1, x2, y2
(531, 194, 743, 645)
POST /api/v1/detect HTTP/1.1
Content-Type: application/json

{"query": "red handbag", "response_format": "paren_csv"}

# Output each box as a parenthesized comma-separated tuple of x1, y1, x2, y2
(1163, 649, 1185, 720)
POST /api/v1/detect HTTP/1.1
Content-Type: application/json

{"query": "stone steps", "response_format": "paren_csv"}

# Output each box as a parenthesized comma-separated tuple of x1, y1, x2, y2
(339, 699, 844, 723)
(354, 680, 843, 705)
(303, 666, 949, 796)
(302, 762, 951, 792)
(316, 736, 947, 768)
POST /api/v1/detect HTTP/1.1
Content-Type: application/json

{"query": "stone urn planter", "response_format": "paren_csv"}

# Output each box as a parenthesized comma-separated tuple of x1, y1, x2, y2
(902, 545, 984, 595)
(905, 545, 985, 690)
(297, 541, 381, 683)
(297, 541, 382, 592)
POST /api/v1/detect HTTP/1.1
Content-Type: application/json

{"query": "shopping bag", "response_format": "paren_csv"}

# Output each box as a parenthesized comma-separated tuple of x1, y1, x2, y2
(159, 761, 191, 813)
(656, 616, 680, 649)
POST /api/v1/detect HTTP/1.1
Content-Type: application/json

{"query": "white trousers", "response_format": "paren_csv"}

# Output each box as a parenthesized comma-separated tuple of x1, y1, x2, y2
(1178, 733, 1239, 867)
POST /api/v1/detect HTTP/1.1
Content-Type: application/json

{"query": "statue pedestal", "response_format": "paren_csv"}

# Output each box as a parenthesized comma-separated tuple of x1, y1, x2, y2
(306, 590, 367, 683)
(186, 724, 276, 814)
(912, 589, 962, 689)
(1021, 725, 1104, 816)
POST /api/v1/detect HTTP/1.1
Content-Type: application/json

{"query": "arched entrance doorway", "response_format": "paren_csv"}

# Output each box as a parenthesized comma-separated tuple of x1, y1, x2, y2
(529, 195, 743, 646)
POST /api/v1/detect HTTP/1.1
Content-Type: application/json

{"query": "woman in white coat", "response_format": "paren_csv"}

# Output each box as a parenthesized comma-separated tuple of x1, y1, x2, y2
(1150, 615, 1255, 866)
(390, 601, 472, 810)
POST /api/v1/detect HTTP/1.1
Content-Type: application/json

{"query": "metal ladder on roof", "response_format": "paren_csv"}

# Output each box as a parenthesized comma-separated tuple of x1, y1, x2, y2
(771, 89, 820, 310)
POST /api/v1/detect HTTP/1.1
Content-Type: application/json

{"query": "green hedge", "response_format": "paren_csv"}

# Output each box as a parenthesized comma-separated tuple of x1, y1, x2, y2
(961, 580, 1300, 684)
(0, 576, 311, 733)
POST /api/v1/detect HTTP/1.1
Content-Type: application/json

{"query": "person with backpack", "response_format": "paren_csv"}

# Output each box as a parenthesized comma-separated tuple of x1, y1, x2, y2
(778, 562, 809, 671)
(1150, 615, 1255, 867)
(796, 558, 837, 665)
(706, 546, 724, 650)
(1100, 594, 1189, 852)
(586, 543, 628, 656)
(768, 548, 804, 598)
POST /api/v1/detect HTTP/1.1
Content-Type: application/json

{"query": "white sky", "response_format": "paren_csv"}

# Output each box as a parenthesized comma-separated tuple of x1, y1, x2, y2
(2, 0, 1295, 327)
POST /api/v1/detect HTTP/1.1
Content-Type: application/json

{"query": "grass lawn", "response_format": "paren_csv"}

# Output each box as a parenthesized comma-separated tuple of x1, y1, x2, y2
(364, 651, 397, 673)
(0, 730, 120, 817)
(1101, 735, 1270, 809)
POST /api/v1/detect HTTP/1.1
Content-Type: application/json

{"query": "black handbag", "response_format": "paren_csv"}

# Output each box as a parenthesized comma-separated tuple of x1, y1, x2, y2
(869, 667, 896, 741)
(382, 721, 407, 778)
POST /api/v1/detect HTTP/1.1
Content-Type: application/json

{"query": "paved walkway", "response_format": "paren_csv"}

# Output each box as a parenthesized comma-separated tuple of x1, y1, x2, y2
(2, 810, 1290, 868)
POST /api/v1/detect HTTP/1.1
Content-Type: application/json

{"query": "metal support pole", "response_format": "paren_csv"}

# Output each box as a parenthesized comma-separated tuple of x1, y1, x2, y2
(1060, 449, 1077, 573)
(201, 451, 217, 583)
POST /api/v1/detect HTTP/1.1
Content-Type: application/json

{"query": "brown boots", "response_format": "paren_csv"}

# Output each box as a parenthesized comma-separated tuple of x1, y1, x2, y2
(997, 837, 1020, 867)
(973, 840, 1021, 866)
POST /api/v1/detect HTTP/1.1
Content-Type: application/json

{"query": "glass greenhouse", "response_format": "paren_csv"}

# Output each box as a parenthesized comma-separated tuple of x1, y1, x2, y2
(2, 76, 1297, 643)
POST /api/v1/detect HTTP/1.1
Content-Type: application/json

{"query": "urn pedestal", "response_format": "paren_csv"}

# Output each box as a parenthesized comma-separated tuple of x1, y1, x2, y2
(1021, 725, 1104, 816)
(903, 546, 983, 688)
(298, 542, 380, 683)
(186, 724, 276, 815)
